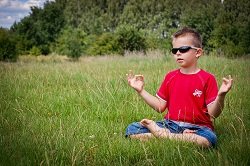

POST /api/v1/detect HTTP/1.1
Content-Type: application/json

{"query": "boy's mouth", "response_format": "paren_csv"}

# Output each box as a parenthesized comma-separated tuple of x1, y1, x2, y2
(177, 58, 184, 61)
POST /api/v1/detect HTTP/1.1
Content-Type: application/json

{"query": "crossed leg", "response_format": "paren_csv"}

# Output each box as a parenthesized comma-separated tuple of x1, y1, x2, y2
(129, 119, 211, 148)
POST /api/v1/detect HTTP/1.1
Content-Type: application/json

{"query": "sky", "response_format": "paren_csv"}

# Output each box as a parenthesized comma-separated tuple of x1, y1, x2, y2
(0, 0, 55, 29)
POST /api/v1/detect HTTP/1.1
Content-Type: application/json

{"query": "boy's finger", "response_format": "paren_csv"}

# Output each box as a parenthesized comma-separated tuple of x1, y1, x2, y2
(222, 75, 233, 85)
(222, 77, 228, 82)
(228, 75, 233, 83)
(225, 75, 233, 81)
(135, 74, 144, 81)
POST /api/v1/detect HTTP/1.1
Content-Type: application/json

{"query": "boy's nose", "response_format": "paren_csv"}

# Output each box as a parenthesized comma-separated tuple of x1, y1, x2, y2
(176, 51, 181, 56)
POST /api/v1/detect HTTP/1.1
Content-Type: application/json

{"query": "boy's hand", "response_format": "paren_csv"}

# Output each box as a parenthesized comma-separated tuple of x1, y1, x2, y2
(218, 75, 233, 96)
(140, 119, 153, 127)
(126, 70, 144, 93)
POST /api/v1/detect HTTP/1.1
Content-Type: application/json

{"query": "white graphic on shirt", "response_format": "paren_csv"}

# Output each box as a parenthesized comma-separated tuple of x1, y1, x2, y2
(193, 89, 202, 97)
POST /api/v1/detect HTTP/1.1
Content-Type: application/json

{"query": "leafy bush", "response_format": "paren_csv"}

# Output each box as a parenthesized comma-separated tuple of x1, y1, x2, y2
(0, 28, 18, 61)
(115, 25, 147, 55)
(29, 46, 41, 56)
(86, 33, 121, 56)
(39, 45, 50, 55)
(14, 35, 31, 55)
(54, 27, 86, 59)
(221, 40, 246, 58)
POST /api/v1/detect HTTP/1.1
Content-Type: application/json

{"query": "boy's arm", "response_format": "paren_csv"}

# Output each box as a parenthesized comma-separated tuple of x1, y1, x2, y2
(207, 94, 226, 118)
(138, 89, 167, 113)
(127, 70, 167, 113)
(207, 75, 233, 118)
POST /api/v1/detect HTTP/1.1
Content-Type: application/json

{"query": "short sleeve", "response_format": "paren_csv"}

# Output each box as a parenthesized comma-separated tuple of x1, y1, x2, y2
(156, 74, 169, 102)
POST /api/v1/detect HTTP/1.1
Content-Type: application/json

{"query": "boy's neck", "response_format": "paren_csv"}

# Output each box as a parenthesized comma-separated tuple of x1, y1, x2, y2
(179, 67, 200, 74)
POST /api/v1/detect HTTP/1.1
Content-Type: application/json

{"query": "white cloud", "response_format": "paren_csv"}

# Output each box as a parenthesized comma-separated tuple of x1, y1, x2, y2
(0, 0, 55, 29)
(6, 15, 12, 20)
(0, 0, 11, 7)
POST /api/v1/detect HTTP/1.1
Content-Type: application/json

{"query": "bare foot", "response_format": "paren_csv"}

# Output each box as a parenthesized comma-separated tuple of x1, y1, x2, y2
(140, 119, 170, 138)
(183, 129, 196, 134)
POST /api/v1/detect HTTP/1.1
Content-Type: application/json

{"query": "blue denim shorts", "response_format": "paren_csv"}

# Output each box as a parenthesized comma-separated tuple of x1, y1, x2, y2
(125, 119, 217, 147)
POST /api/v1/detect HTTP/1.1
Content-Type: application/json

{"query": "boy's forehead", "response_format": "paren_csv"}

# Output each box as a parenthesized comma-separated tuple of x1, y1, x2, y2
(172, 35, 194, 45)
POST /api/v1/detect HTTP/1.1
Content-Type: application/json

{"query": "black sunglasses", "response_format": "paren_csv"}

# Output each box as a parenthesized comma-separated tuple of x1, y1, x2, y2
(171, 46, 198, 54)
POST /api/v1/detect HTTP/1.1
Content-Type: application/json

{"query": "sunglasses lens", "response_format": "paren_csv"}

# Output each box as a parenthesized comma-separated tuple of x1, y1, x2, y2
(171, 48, 178, 54)
(179, 46, 191, 53)
(171, 46, 192, 54)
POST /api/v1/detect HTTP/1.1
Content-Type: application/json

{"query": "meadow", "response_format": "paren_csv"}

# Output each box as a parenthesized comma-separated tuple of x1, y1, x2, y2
(0, 53, 249, 165)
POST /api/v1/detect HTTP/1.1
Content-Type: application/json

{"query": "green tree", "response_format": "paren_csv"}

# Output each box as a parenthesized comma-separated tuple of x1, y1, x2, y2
(8, 0, 250, 57)
(209, 0, 250, 56)
(0, 28, 18, 61)
(54, 27, 86, 59)
(11, 1, 65, 55)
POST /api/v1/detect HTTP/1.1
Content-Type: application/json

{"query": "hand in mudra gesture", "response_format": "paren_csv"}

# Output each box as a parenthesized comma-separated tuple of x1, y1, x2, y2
(126, 70, 144, 93)
(218, 75, 233, 96)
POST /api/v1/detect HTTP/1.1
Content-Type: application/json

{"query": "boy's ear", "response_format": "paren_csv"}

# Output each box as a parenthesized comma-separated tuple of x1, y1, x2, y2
(195, 48, 203, 58)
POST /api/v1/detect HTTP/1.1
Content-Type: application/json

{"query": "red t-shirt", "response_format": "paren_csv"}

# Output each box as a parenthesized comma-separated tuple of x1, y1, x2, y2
(156, 69, 218, 130)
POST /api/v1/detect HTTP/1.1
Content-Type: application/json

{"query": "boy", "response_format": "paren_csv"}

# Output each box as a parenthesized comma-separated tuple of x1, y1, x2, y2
(125, 27, 233, 148)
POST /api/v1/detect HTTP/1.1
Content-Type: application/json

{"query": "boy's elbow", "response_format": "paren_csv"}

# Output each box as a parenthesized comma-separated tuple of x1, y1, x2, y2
(156, 106, 165, 113)
(213, 112, 222, 119)
(207, 105, 223, 119)
(208, 108, 223, 119)
(154, 97, 167, 112)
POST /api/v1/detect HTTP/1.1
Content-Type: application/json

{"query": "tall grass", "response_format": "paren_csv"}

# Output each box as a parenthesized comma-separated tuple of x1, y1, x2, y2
(0, 54, 249, 165)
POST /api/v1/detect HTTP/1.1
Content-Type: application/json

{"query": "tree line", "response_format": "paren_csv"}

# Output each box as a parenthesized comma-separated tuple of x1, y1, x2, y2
(0, 0, 249, 61)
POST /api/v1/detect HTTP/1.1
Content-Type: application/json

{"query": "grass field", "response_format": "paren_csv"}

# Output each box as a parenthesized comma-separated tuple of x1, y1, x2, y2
(0, 53, 250, 165)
